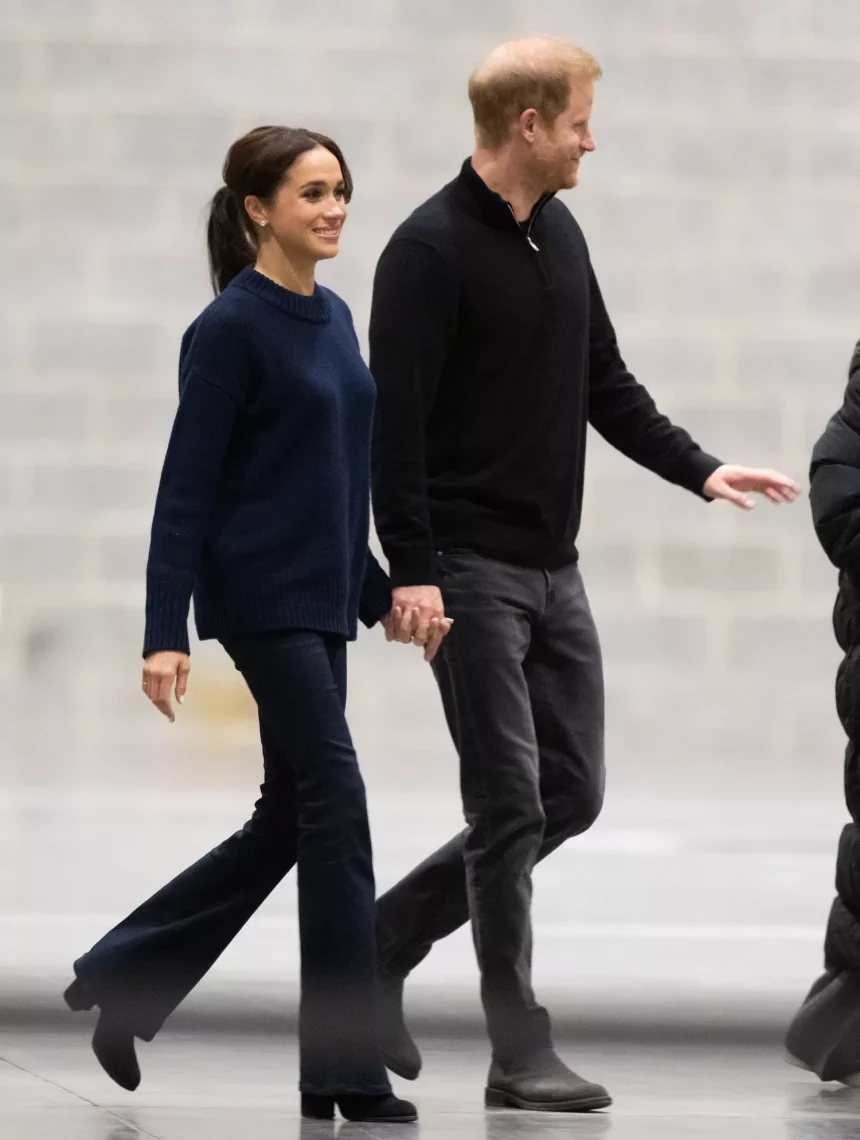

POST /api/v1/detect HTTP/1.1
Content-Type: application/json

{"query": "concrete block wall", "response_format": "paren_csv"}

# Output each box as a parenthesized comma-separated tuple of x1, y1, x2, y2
(2, 0, 858, 800)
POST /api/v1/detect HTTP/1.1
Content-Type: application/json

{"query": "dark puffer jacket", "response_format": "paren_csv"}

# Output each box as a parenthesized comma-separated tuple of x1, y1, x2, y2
(785, 339, 860, 1083)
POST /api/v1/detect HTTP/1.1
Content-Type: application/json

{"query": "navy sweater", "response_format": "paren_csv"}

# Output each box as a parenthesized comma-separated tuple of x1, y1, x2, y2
(143, 266, 391, 658)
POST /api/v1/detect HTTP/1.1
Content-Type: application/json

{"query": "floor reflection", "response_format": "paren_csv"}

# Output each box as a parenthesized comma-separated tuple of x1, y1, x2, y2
(4, 1031, 860, 1140)
(483, 1109, 613, 1139)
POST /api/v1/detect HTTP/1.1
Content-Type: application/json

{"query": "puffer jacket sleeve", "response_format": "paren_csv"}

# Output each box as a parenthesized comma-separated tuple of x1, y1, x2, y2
(810, 340, 860, 576)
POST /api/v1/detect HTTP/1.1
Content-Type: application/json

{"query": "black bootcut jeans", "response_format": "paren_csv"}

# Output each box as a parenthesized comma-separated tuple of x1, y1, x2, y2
(71, 629, 390, 1097)
(377, 552, 605, 1065)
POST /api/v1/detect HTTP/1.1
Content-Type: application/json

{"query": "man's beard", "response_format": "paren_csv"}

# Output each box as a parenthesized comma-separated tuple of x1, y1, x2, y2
(545, 153, 580, 191)
(556, 159, 580, 190)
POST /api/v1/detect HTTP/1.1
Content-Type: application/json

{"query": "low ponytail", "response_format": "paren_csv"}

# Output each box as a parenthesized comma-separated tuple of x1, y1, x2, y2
(206, 126, 354, 297)
(207, 185, 254, 295)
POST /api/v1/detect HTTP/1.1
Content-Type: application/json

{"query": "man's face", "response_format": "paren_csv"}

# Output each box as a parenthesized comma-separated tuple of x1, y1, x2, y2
(532, 78, 596, 191)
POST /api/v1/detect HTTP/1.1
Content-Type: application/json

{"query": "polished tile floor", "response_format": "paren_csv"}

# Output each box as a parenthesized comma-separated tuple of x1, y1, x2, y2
(0, 784, 845, 1036)
(2, 1028, 860, 1140)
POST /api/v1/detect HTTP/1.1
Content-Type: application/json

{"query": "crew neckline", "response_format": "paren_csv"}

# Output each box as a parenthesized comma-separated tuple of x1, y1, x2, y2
(230, 265, 332, 322)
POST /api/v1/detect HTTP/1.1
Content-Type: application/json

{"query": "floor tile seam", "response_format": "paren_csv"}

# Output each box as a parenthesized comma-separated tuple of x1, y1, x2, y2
(0, 1050, 160, 1137)
(100, 1108, 163, 1139)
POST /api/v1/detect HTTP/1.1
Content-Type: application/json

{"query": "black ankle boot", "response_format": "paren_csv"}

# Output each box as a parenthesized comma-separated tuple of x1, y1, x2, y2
(91, 1009, 141, 1092)
(63, 977, 94, 1012)
(301, 1093, 417, 1122)
(301, 1095, 336, 1120)
(378, 971, 421, 1080)
(64, 978, 142, 1092)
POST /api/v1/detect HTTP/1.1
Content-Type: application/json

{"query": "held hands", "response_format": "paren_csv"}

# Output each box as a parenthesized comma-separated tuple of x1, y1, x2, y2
(381, 584, 453, 663)
(142, 651, 190, 722)
(702, 465, 801, 510)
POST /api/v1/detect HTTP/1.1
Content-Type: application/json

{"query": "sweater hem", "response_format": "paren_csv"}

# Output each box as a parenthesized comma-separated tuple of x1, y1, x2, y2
(193, 582, 361, 644)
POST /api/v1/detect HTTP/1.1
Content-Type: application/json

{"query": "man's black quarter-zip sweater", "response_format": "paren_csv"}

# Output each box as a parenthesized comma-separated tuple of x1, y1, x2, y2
(369, 158, 722, 587)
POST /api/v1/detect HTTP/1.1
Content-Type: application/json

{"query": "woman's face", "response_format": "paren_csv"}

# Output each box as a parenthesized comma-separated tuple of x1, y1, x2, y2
(250, 146, 348, 263)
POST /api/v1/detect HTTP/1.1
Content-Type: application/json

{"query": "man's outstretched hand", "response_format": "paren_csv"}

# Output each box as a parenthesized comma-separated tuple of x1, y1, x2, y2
(703, 465, 801, 510)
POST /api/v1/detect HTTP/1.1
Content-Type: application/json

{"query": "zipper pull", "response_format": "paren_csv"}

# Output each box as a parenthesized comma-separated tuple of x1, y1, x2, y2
(526, 211, 540, 251)
(507, 201, 540, 251)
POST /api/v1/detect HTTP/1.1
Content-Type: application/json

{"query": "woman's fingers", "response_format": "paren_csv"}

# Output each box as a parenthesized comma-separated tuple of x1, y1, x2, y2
(175, 658, 191, 705)
(141, 652, 191, 722)
(153, 671, 176, 722)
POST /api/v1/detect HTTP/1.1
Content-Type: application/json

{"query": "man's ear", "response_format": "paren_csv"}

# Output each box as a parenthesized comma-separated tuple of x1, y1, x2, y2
(519, 108, 539, 141)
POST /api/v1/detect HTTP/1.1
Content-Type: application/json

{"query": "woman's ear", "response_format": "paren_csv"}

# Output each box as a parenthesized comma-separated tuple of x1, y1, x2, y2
(244, 195, 267, 228)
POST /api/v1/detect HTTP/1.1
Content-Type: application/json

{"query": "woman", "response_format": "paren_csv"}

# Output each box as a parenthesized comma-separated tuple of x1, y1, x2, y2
(63, 125, 447, 1122)
(784, 338, 860, 1085)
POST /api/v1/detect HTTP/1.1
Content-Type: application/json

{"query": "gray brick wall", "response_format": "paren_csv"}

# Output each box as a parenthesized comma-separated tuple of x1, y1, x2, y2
(2, 0, 858, 797)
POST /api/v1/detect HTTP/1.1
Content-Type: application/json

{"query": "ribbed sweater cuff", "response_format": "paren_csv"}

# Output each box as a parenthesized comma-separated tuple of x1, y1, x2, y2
(675, 450, 724, 500)
(359, 557, 393, 628)
(143, 574, 193, 658)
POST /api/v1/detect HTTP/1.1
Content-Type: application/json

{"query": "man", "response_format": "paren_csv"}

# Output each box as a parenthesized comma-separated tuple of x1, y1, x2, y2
(369, 35, 800, 1113)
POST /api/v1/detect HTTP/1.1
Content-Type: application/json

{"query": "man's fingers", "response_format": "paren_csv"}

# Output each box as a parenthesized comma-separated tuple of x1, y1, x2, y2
(754, 472, 799, 502)
(778, 485, 800, 503)
(424, 639, 442, 663)
(396, 606, 418, 644)
(424, 626, 445, 663)
(412, 613, 432, 647)
(766, 471, 801, 495)
(424, 617, 454, 662)
(388, 604, 449, 651)
(418, 616, 439, 653)
(722, 484, 754, 509)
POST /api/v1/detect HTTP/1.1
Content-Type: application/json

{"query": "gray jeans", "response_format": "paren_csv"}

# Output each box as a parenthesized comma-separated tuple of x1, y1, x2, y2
(377, 551, 605, 1063)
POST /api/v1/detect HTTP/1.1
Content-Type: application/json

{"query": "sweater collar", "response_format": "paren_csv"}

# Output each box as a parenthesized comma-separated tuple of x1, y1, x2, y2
(231, 266, 332, 322)
(452, 158, 555, 232)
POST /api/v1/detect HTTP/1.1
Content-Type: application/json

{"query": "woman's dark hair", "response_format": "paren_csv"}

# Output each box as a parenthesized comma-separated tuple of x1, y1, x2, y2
(206, 125, 353, 295)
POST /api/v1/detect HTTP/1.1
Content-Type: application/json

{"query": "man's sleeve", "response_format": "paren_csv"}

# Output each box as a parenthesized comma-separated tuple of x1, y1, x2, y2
(586, 264, 722, 497)
(369, 238, 459, 586)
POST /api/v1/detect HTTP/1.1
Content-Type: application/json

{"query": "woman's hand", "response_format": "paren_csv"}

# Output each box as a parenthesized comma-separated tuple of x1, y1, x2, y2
(142, 651, 190, 722)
